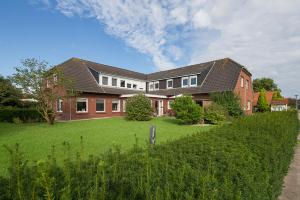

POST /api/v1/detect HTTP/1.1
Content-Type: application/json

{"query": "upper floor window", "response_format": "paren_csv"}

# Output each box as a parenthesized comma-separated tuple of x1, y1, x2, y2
(57, 98, 63, 112)
(102, 76, 109, 85)
(245, 80, 249, 90)
(112, 78, 117, 87)
(127, 83, 132, 88)
(96, 99, 105, 112)
(133, 84, 137, 89)
(190, 76, 197, 86)
(120, 80, 125, 87)
(247, 101, 251, 111)
(182, 77, 189, 87)
(167, 79, 173, 88)
(241, 76, 244, 88)
(76, 98, 88, 113)
(154, 81, 159, 90)
(149, 82, 154, 91)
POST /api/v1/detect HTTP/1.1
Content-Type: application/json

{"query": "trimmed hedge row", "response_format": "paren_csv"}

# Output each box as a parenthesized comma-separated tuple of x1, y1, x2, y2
(0, 112, 299, 199)
(0, 107, 44, 123)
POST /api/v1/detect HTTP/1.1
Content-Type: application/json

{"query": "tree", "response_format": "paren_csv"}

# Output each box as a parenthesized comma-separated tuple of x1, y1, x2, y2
(0, 76, 22, 107)
(210, 92, 243, 117)
(253, 78, 280, 92)
(272, 90, 283, 100)
(255, 90, 270, 112)
(126, 94, 152, 121)
(171, 95, 204, 124)
(12, 58, 73, 125)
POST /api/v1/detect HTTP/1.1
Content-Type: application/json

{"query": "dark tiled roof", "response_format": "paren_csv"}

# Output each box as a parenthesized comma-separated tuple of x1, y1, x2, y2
(57, 57, 248, 96)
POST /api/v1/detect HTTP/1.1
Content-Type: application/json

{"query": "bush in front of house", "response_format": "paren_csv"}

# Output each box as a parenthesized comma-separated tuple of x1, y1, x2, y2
(255, 89, 270, 112)
(171, 95, 204, 124)
(204, 103, 228, 124)
(210, 91, 243, 117)
(0, 111, 298, 199)
(0, 107, 44, 123)
(126, 94, 152, 121)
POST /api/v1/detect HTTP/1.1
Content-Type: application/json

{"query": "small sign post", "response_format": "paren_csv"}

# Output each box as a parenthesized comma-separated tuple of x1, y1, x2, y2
(149, 126, 156, 145)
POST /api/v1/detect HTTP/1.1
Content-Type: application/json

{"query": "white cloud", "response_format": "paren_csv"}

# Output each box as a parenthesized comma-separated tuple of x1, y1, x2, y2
(37, 0, 300, 96)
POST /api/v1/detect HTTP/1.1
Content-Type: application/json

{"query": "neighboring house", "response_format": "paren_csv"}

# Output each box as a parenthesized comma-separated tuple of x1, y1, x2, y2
(55, 57, 253, 120)
(253, 91, 288, 111)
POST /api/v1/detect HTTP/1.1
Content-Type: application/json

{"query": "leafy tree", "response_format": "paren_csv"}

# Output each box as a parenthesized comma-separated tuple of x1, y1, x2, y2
(210, 92, 243, 117)
(256, 90, 270, 112)
(171, 95, 204, 124)
(253, 77, 280, 92)
(272, 90, 283, 100)
(126, 94, 152, 121)
(12, 58, 73, 125)
(0, 76, 22, 107)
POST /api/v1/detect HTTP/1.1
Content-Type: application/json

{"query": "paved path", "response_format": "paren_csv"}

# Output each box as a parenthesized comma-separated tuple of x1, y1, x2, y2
(278, 111, 300, 200)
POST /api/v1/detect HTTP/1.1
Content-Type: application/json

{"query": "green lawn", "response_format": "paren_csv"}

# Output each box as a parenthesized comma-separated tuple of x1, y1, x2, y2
(0, 117, 211, 175)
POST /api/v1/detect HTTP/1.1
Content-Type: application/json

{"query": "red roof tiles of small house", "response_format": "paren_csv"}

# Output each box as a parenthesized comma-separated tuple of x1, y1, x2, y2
(271, 99, 288, 105)
(253, 91, 274, 106)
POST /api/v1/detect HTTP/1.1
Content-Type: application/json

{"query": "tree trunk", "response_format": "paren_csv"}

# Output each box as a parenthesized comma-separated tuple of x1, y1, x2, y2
(47, 113, 55, 125)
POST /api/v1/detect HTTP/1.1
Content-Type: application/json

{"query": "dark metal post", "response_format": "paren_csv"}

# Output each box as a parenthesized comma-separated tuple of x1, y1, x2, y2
(295, 95, 298, 110)
(150, 126, 156, 145)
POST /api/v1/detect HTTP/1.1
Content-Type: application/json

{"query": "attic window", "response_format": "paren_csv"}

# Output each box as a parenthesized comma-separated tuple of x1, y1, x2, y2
(120, 80, 125, 87)
(167, 79, 173, 88)
(241, 76, 244, 87)
(133, 84, 137, 89)
(182, 77, 189, 87)
(102, 76, 108, 85)
(112, 78, 117, 87)
(127, 83, 132, 88)
(190, 76, 197, 86)
(154, 81, 159, 90)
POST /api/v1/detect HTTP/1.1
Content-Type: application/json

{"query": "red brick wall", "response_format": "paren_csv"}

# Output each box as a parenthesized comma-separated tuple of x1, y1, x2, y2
(234, 70, 253, 115)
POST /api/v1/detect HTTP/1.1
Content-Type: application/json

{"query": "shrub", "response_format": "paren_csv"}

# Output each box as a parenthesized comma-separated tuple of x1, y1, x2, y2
(0, 107, 44, 123)
(255, 89, 270, 112)
(210, 92, 243, 117)
(204, 103, 227, 124)
(171, 95, 204, 124)
(0, 112, 298, 199)
(126, 94, 152, 121)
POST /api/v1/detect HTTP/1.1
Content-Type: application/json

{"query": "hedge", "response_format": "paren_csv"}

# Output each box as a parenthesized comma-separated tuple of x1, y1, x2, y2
(0, 107, 44, 123)
(0, 111, 298, 199)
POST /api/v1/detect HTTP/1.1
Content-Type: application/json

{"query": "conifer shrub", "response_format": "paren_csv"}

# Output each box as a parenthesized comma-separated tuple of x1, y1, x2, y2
(256, 89, 270, 112)
(0, 111, 298, 199)
(126, 94, 152, 121)
(171, 95, 204, 124)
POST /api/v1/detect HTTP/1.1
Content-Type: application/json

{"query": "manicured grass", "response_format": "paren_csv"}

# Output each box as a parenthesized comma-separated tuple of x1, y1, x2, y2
(0, 117, 211, 175)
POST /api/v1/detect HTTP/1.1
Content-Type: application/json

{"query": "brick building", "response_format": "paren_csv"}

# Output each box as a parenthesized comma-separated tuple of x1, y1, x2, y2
(55, 57, 253, 120)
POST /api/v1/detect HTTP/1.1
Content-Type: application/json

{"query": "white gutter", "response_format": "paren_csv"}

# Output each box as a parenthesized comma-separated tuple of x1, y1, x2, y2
(120, 94, 168, 99)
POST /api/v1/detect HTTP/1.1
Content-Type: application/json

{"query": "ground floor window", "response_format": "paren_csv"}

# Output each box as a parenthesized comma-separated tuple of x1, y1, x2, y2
(76, 98, 88, 112)
(96, 99, 105, 112)
(168, 100, 174, 109)
(112, 99, 120, 112)
(122, 100, 126, 112)
(195, 100, 203, 107)
(247, 101, 251, 111)
(57, 99, 63, 112)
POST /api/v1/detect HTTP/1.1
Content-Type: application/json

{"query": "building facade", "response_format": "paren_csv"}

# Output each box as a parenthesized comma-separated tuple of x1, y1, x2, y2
(55, 57, 253, 120)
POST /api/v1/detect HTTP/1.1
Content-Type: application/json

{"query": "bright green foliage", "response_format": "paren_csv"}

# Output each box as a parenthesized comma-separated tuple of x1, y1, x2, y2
(272, 90, 283, 100)
(171, 95, 204, 124)
(0, 107, 44, 122)
(253, 77, 280, 92)
(0, 76, 22, 107)
(256, 90, 270, 112)
(0, 112, 298, 199)
(210, 92, 243, 117)
(126, 94, 152, 121)
(204, 103, 227, 124)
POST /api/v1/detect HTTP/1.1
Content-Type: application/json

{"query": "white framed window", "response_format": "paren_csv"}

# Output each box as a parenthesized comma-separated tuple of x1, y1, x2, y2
(190, 76, 197, 86)
(123, 100, 126, 112)
(149, 82, 154, 91)
(154, 81, 159, 90)
(241, 76, 244, 88)
(245, 80, 249, 90)
(133, 84, 137, 89)
(111, 78, 117, 87)
(167, 79, 173, 89)
(247, 101, 251, 111)
(127, 83, 132, 88)
(112, 99, 120, 112)
(96, 99, 105, 112)
(182, 77, 189, 87)
(57, 99, 63, 112)
(102, 76, 109, 86)
(76, 98, 88, 113)
(168, 100, 174, 109)
(53, 74, 58, 84)
(120, 80, 126, 88)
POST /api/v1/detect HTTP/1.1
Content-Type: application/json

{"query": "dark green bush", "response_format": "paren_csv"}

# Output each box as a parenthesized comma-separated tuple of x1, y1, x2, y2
(0, 112, 298, 199)
(171, 95, 204, 124)
(204, 103, 228, 124)
(210, 92, 243, 117)
(0, 107, 44, 123)
(126, 94, 152, 121)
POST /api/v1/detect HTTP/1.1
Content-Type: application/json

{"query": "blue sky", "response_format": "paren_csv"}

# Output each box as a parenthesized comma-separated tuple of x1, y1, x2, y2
(1, 0, 300, 97)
